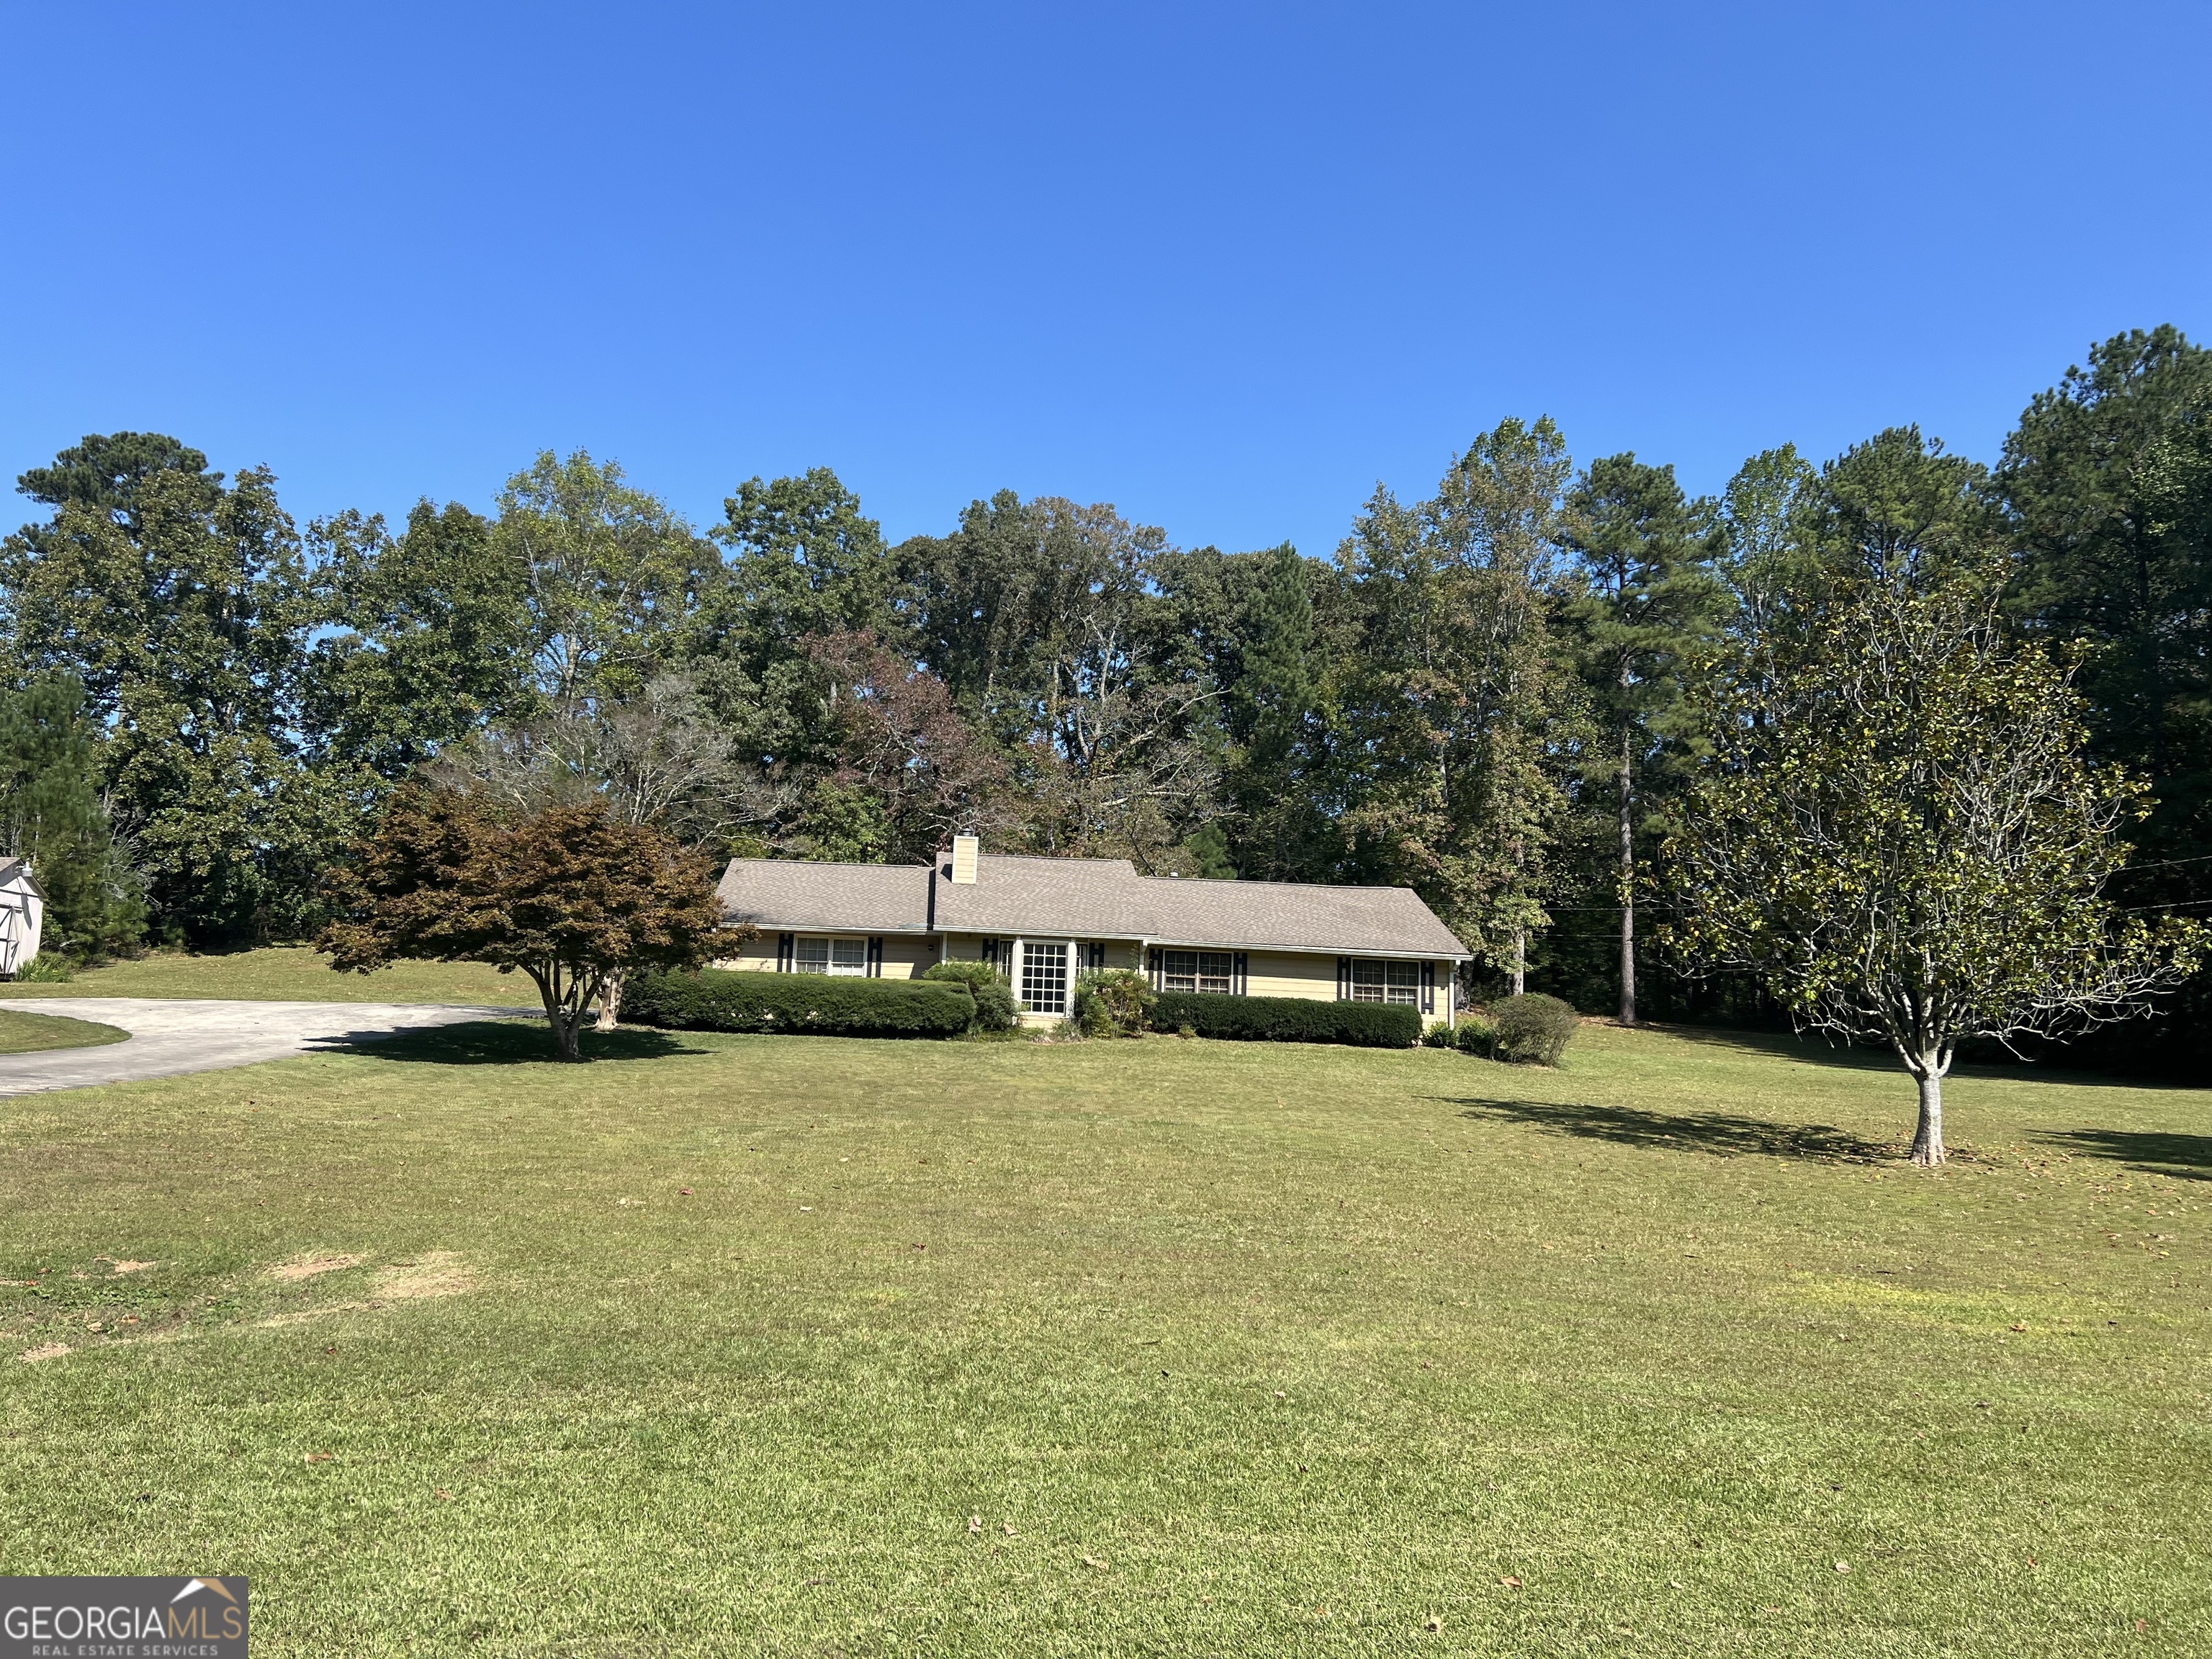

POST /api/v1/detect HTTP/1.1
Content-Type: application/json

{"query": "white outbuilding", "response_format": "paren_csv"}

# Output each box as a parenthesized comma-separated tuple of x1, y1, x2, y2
(0, 859, 46, 976)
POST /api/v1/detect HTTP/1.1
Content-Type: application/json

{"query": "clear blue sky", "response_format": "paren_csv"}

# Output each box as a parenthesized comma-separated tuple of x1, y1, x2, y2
(3, 1, 2206, 559)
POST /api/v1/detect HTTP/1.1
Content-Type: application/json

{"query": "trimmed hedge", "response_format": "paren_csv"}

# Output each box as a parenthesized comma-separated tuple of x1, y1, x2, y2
(624, 968, 976, 1038)
(1148, 991, 1422, 1048)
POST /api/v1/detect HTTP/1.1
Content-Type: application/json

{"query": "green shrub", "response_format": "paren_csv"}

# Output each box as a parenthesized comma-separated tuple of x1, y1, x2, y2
(1489, 993, 1578, 1065)
(12, 953, 73, 983)
(1148, 992, 1421, 1048)
(1073, 968, 1155, 1038)
(1421, 1022, 1455, 1048)
(624, 968, 975, 1038)
(1452, 1018, 1494, 1057)
(919, 960, 1019, 1032)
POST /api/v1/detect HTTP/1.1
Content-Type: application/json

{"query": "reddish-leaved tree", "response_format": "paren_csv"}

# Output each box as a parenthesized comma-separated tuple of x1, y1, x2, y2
(320, 783, 732, 1060)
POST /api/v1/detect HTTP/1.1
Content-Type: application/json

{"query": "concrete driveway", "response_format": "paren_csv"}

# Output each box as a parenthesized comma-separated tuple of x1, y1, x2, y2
(0, 999, 529, 1097)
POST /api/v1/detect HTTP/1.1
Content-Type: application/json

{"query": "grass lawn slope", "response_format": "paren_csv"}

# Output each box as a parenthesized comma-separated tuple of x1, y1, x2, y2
(0, 1007, 130, 1053)
(1, 1022, 2205, 1656)
(0, 946, 536, 1006)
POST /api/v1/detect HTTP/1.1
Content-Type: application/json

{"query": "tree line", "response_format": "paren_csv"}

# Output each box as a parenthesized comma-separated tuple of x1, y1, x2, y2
(3, 325, 2206, 1069)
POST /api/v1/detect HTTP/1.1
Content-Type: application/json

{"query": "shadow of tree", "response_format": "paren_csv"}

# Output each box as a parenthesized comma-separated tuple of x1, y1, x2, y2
(336, 1020, 711, 1066)
(1442, 1094, 1893, 1164)
(2033, 1128, 2212, 1182)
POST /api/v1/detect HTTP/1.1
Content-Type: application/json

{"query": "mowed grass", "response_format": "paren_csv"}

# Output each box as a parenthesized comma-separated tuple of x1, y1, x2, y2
(0, 946, 537, 1006)
(1, 1022, 2207, 1658)
(0, 1007, 129, 1053)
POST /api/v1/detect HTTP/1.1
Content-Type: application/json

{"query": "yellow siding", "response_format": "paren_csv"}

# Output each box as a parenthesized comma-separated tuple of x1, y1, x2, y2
(711, 931, 936, 978)
(1240, 949, 1339, 1001)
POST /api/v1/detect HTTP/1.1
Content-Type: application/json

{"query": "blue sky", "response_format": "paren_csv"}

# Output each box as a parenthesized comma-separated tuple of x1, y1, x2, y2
(3, 1, 2206, 559)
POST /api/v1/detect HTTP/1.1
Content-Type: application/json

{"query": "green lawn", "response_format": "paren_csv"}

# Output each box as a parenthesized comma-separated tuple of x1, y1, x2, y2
(1, 1022, 2205, 1656)
(0, 1007, 129, 1053)
(0, 946, 537, 1006)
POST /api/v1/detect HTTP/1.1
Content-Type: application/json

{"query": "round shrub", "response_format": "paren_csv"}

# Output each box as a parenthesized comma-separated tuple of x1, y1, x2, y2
(1452, 1018, 1493, 1056)
(920, 959, 1020, 1033)
(1073, 968, 1155, 1038)
(1488, 993, 1579, 1066)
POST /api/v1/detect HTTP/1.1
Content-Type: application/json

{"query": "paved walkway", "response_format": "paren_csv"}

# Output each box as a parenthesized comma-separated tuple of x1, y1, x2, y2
(0, 999, 529, 1097)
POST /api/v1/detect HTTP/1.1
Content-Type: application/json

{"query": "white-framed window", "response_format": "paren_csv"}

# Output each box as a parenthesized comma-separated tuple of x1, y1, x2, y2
(1162, 950, 1234, 994)
(1020, 941, 1070, 1015)
(1349, 958, 1420, 1005)
(794, 936, 869, 976)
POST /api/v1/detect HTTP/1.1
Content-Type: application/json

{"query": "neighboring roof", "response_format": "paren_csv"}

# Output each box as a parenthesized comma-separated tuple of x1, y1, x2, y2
(716, 859, 930, 935)
(0, 859, 43, 899)
(716, 851, 1470, 959)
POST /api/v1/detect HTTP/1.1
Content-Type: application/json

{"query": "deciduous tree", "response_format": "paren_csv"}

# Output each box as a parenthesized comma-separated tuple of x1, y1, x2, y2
(320, 784, 729, 1060)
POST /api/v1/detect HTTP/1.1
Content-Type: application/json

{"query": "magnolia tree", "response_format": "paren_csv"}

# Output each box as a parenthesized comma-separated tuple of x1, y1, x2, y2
(320, 783, 729, 1060)
(1666, 577, 2203, 1164)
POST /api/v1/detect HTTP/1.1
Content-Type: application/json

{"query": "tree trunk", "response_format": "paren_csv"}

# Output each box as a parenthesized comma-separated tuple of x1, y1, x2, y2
(1511, 926, 1526, 998)
(1908, 1064, 1946, 1166)
(1618, 724, 1635, 1027)
(596, 968, 624, 1033)
(529, 963, 590, 1062)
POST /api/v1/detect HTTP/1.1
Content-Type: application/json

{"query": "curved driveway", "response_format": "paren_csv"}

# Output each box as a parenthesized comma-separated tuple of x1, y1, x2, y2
(0, 999, 529, 1097)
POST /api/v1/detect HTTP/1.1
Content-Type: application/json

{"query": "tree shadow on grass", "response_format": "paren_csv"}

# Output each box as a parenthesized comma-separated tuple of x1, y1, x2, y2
(2033, 1128, 2212, 1182)
(1440, 1094, 1893, 1164)
(334, 1020, 713, 1066)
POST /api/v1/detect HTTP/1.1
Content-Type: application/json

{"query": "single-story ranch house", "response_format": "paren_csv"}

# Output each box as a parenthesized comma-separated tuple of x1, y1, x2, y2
(714, 835, 1472, 1027)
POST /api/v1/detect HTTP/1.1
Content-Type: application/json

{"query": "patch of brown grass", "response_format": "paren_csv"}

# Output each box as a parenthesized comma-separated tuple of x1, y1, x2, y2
(269, 1252, 363, 1282)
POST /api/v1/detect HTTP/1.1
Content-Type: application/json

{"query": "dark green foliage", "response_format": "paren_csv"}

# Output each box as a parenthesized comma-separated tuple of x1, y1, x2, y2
(626, 968, 976, 1038)
(0, 677, 143, 958)
(919, 959, 1020, 1033)
(1488, 994, 1579, 1065)
(1072, 967, 1155, 1037)
(2001, 328, 2212, 1077)
(1148, 992, 1420, 1048)
(1452, 1017, 1494, 1056)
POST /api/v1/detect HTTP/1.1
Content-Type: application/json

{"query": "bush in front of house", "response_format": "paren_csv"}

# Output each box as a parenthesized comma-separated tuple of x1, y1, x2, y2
(1488, 993, 1579, 1065)
(1072, 968, 1156, 1037)
(1148, 991, 1421, 1048)
(918, 960, 1020, 1032)
(1452, 1017, 1495, 1057)
(624, 968, 976, 1038)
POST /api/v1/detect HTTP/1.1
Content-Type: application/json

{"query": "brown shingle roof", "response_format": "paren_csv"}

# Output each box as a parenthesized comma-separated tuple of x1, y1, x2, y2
(717, 850, 1469, 958)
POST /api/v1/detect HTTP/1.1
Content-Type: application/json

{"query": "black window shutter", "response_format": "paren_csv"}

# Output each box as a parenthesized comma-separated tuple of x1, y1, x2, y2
(1421, 961, 1434, 1014)
(868, 936, 884, 978)
(777, 932, 794, 972)
(1336, 956, 1349, 1001)
(1234, 952, 1248, 996)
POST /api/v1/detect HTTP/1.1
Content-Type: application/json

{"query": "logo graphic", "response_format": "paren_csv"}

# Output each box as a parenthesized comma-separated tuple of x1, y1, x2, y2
(1, 1575, 248, 1657)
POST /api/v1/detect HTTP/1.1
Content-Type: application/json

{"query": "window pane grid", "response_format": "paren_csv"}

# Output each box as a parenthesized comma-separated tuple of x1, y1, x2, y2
(1021, 942, 1069, 1015)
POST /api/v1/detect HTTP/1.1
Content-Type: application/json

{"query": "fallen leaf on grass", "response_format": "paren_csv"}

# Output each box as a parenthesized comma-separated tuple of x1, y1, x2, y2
(967, 1516, 982, 1534)
(678, 1187, 693, 1196)
(1424, 1615, 1444, 1633)
(2010, 1322, 2028, 1332)
(434, 1488, 454, 1501)
(1501, 1575, 1524, 1589)
(304, 1452, 334, 1464)
(109, 1260, 157, 1275)
(1834, 1561, 1851, 1573)
(1082, 1555, 1107, 1570)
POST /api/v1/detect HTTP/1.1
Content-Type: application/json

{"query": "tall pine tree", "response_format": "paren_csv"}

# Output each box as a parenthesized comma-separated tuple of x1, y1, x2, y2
(1562, 455, 1728, 1024)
